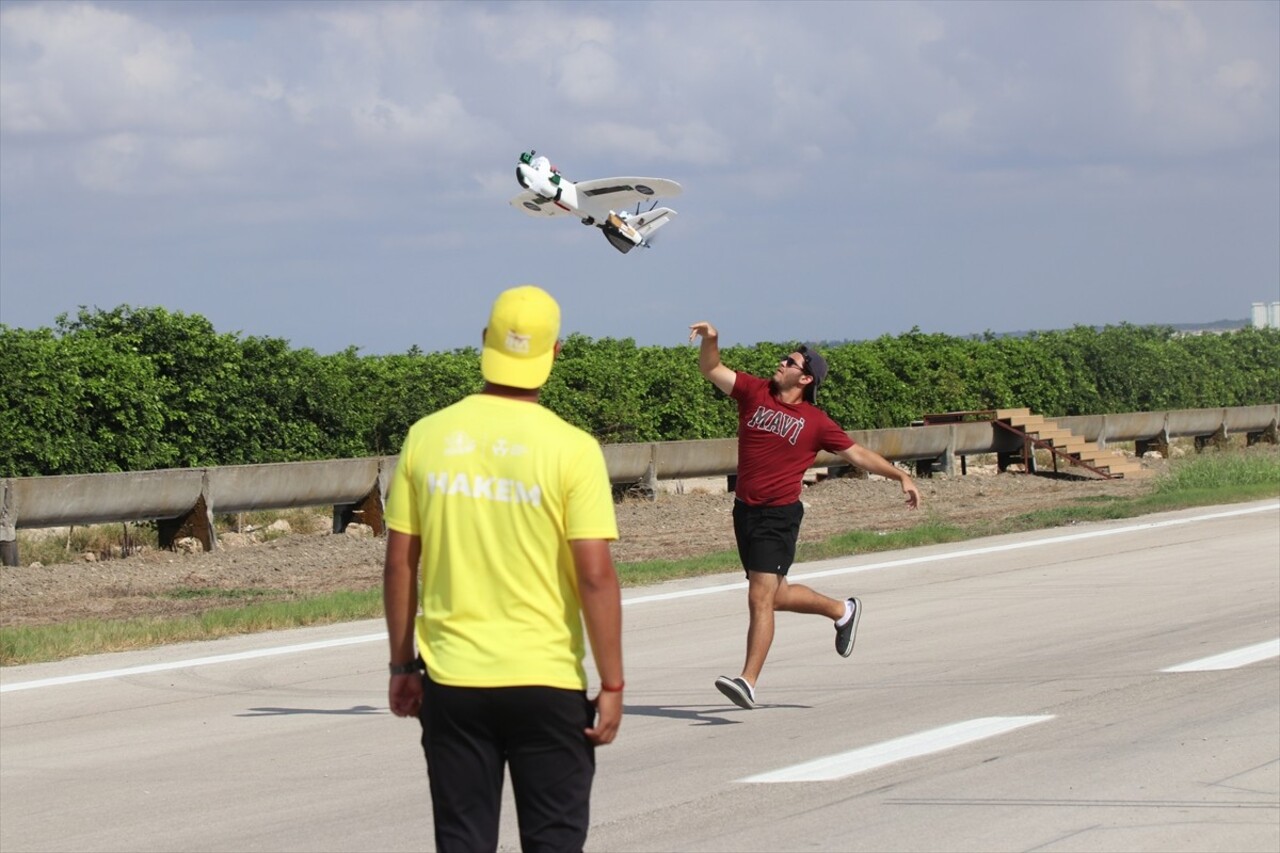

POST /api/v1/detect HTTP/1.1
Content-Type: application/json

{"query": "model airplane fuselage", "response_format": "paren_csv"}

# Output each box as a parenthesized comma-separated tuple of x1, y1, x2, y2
(511, 151, 682, 254)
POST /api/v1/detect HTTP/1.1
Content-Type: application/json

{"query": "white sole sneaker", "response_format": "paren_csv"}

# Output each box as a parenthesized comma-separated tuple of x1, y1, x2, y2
(715, 675, 757, 709)
(835, 596, 861, 658)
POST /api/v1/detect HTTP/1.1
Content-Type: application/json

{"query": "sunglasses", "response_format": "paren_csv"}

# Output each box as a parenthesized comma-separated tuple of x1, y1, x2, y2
(782, 355, 811, 375)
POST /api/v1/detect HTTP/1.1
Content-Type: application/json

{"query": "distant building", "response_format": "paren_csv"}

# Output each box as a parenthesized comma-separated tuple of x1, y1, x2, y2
(1252, 301, 1280, 329)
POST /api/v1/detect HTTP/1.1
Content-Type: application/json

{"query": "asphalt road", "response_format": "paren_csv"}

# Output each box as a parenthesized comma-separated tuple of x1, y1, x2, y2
(2, 500, 1278, 853)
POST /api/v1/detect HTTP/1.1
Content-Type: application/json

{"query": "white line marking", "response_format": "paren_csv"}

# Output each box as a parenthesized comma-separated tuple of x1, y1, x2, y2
(0, 634, 384, 693)
(739, 715, 1055, 783)
(1161, 639, 1280, 672)
(4, 502, 1275, 693)
(626, 502, 1278, 603)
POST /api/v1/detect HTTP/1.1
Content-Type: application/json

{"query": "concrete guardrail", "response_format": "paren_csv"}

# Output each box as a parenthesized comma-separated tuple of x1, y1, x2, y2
(1, 404, 1275, 566)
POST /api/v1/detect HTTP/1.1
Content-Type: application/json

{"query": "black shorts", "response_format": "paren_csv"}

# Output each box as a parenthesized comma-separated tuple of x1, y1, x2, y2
(732, 499, 804, 576)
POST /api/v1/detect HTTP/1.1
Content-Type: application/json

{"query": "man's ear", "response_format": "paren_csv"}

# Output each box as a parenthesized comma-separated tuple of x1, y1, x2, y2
(553, 340, 563, 358)
(481, 327, 487, 346)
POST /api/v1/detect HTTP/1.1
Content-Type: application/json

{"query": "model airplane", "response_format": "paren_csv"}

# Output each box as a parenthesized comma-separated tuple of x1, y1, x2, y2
(510, 151, 682, 254)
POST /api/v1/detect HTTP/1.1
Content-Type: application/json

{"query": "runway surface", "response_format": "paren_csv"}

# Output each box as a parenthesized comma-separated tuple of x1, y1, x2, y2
(3, 500, 1278, 852)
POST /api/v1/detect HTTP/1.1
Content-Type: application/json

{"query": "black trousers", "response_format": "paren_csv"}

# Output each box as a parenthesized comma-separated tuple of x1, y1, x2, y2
(418, 672, 596, 853)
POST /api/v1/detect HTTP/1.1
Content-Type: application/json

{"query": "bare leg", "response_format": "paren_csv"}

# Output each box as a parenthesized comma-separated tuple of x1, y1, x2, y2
(774, 578, 845, 620)
(741, 573, 846, 685)
(741, 572, 778, 685)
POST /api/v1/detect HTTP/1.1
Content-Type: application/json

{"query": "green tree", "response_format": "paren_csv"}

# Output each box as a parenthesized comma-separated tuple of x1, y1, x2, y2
(0, 324, 172, 476)
(57, 306, 247, 467)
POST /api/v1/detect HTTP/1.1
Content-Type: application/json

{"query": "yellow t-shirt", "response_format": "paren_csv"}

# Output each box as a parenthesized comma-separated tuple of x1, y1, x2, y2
(384, 394, 618, 690)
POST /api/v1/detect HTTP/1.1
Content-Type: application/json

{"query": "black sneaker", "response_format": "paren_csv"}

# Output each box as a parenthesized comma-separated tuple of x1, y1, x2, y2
(834, 597, 861, 658)
(715, 675, 757, 709)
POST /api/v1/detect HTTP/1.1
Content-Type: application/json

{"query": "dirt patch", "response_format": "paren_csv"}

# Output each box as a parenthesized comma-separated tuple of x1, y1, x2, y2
(0, 453, 1183, 630)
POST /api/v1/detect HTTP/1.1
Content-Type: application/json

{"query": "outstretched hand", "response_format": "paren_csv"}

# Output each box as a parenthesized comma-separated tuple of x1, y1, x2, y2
(902, 478, 922, 509)
(688, 321, 718, 343)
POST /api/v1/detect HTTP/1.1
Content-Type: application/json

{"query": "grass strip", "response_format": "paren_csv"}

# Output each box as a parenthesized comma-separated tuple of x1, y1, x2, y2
(1, 590, 382, 666)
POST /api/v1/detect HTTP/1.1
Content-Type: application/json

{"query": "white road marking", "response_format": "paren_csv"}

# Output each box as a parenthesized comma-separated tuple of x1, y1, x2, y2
(3, 502, 1275, 693)
(0, 633, 384, 693)
(738, 715, 1055, 783)
(1161, 638, 1280, 672)
(625, 501, 1278, 604)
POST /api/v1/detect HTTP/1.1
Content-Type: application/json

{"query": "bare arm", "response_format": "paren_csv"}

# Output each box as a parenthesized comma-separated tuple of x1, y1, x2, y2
(383, 530, 423, 718)
(835, 444, 922, 509)
(688, 321, 736, 395)
(571, 538, 624, 746)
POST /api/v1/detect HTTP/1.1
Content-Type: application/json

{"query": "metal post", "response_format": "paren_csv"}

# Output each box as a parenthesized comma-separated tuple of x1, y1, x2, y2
(0, 479, 15, 566)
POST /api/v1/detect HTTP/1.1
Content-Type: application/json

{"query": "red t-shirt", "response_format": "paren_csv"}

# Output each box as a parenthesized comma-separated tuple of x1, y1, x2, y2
(730, 372, 855, 506)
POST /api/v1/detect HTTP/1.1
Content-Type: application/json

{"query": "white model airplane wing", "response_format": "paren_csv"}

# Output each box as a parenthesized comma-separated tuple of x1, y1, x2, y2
(510, 190, 576, 218)
(573, 177, 682, 216)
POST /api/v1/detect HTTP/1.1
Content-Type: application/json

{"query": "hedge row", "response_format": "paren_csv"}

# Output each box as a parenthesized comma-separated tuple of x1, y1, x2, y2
(2, 306, 1277, 477)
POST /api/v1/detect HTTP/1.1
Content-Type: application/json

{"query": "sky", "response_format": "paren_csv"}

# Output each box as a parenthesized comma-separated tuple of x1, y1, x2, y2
(1, 0, 1277, 355)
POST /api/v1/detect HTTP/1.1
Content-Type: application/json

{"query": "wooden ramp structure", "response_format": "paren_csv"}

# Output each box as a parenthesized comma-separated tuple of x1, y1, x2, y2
(921, 409, 1154, 479)
(994, 408, 1153, 479)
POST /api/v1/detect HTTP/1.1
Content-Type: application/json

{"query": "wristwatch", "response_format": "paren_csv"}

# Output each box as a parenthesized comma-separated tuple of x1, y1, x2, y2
(389, 660, 424, 676)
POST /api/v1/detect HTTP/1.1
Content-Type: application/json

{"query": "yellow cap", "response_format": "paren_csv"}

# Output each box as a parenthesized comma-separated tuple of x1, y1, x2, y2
(481, 285, 561, 389)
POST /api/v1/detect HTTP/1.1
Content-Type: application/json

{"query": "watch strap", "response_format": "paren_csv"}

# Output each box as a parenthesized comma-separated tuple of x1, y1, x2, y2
(389, 660, 424, 676)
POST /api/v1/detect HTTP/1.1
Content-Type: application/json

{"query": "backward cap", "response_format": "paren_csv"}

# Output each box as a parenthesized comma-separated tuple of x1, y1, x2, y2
(481, 286, 560, 389)
(799, 343, 828, 403)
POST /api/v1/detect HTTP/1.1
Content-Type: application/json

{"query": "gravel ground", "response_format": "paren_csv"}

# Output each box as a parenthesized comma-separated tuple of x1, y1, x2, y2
(0, 454, 1174, 629)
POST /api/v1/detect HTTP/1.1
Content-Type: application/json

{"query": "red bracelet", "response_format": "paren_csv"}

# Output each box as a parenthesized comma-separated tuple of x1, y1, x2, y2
(600, 681, 625, 692)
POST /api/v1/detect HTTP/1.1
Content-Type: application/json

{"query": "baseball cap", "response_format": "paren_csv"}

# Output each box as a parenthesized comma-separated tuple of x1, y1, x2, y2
(798, 343, 828, 403)
(481, 285, 561, 389)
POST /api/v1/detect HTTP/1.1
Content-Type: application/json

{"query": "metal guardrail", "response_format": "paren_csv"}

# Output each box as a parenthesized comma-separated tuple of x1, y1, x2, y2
(1, 405, 1276, 565)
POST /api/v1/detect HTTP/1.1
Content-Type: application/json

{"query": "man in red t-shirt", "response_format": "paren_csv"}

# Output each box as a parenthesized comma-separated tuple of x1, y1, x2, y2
(689, 321, 921, 710)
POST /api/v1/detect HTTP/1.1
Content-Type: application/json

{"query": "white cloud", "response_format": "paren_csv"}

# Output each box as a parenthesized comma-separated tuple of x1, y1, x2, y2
(166, 136, 241, 176)
(249, 76, 318, 125)
(555, 40, 622, 106)
(1117, 0, 1276, 154)
(1216, 57, 1264, 92)
(73, 132, 142, 192)
(1, 0, 1275, 352)
(470, 2, 614, 65)
(0, 2, 219, 135)
(0, 1, 262, 194)
(568, 119, 730, 168)
(351, 93, 471, 146)
(473, 167, 517, 198)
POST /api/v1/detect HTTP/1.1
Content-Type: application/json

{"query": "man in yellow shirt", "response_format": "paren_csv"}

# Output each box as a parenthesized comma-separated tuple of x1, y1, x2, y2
(383, 285, 624, 853)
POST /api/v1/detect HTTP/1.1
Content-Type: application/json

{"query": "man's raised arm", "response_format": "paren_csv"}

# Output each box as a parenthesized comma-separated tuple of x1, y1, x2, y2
(688, 321, 736, 395)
